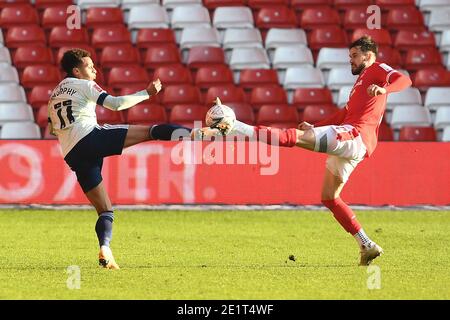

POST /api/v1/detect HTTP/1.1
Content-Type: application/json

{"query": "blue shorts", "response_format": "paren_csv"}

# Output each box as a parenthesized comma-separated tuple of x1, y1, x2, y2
(64, 124, 129, 193)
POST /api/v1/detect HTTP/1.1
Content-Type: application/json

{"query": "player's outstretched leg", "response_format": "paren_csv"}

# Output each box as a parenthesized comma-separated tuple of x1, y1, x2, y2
(85, 182, 120, 270)
(321, 169, 383, 266)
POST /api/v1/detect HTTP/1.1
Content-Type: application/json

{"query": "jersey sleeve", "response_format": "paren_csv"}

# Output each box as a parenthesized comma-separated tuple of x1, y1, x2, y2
(84, 81, 109, 106)
(376, 63, 400, 85)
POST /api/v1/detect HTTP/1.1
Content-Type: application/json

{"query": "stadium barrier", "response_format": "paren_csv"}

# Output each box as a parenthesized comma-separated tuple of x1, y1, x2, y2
(0, 140, 448, 206)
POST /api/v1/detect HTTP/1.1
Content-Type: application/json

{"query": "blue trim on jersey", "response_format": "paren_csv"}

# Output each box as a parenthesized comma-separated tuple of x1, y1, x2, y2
(96, 92, 109, 106)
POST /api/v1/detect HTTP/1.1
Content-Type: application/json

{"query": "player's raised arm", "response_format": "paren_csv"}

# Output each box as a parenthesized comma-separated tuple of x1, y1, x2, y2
(101, 79, 162, 111)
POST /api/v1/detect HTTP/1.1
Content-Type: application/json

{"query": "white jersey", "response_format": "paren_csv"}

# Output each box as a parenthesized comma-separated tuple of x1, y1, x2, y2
(48, 77, 106, 157)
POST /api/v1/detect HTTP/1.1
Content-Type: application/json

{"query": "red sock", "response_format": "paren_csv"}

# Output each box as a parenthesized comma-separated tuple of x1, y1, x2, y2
(322, 198, 361, 234)
(254, 126, 297, 147)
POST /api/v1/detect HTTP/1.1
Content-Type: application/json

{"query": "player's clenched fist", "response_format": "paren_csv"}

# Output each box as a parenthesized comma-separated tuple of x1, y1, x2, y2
(147, 78, 162, 96)
(367, 84, 387, 97)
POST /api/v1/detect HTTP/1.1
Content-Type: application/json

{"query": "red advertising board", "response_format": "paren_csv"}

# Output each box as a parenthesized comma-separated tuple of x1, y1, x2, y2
(0, 140, 448, 206)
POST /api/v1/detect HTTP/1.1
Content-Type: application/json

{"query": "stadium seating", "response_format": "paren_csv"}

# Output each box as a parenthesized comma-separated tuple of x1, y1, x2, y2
(424, 87, 450, 111)
(212, 6, 254, 29)
(229, 48, 270, 70)
(96, 107, 124, 125)
(169, 104, 208, 127)
(41, 6, 70, 30)
(127, 103, 167, 126)
(107, 65, 149, 89)
(343, 6, 371, 31)
(302, 104, 338, 124)
(6, 25, 47, 48)
(171, 5, 211, 30)
(238, 69, 279, 90)
(0, 84, 27, 103)
(0, 4, 39, 30)
(35, 0, 74, 10)
(257, 104, 299, 128)
(226, 102, 255, 124)
(308, 26, 348, 54)
(293, 87, 333, 108)
(283, 67, 325, 89)
(291, 0, 334, 11)
(127, 5, 170, 31)
(100, 45, 140, 69)
(386, 87, 422, 109)
(76, 0, 121, 10)
(316, 48, 349, 70)
(0, 64, 19, 84)
(427, 8, 450, 32)
(385, 7, 426, 33)
(205, 85, 246, 104)
(86, 7, 124, 30)
(161, 84, 202, 109)
(327, 67, 358, 91)
(399, 126, 437, 141)
(56, 45, 98, 64)
(91, 25, 132, 49)
(49, 26, 89, 49)
(143, 44, 182, 71)
(222, 28, 263, 51)
(186, 46, 226, 71)
(0, 121, 41, 139)
(21, 65, 61, 89)
(163, 0, 203, 10)
(28, 85, 55, 110)
(390, 105, 432, 129)
(0, 47, 11, 64)
(393, 30, 437, 52)
(195, 65, 234, 90)
(179, 27, 221, 51)
(442, 126, 450, 141)
(299, 7, 340, 31)
(153, 64, 193, 85)
(265, 28, 308, 54)
(403, 47, 443, 72)
(250, 86, 288, 110)
(136, 28, 176, 50)
(413, 68, 450, 92)
(0, 103, 34, 124)
(255, 6, 297, 31)
(434, 106, 450, 130)
(13, 46, 55, 70)
(351, 28, 392, 46)
(377, 46, 402, 69)
(272, 46, 314, 70)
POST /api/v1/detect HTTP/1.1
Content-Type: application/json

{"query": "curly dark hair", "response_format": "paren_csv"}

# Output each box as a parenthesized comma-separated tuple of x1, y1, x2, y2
(60, 48, 91, 77)
(349, 36, 378, 57)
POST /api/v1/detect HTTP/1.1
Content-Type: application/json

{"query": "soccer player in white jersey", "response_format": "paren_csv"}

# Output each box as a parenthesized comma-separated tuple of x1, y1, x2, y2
(48, 49, 218, 269)
(217, 36, 412, 265)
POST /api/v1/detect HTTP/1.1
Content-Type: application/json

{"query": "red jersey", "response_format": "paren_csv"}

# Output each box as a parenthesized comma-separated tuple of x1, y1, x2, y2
(316, 62, 408, 157)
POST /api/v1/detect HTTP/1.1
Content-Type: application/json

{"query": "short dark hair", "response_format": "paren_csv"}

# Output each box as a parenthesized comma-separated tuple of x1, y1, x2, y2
(61, 48, 91, 76)
(349, 36, 378, 57)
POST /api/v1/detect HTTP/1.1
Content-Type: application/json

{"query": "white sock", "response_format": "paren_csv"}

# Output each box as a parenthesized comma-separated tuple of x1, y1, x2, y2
(231, 120, 256, 138)
(353, 229, 374, 249)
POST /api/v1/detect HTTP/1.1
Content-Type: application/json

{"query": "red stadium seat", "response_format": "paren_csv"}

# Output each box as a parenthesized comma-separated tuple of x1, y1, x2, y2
(302, 104, 338, 124)
(126, 103, 167, 126)
(37, 104, 51, 129)
(143, 44, 182, 72)
(351, 28, 392, 46)
(290, 0, 333, 11)
(169, 104, 208, 128)
(299, 7, 340, 31)
(238, 69, 279, 90)
(107, 65, 149, 90)
(399, 126, 436, 141)
(161, 85, 202, 109)
(0, 4, 39, 29)
(91, 25, 132, 49)
(226, 102, 255, 124)
(377, 46, 402, 69)
(203, 0, 246, 10)
(378, 121, 394, 141)
(0, 0, 30, 8)
(153, 65, 193, 86)
(248, 0, 289, 10)
(195, 65, 234, 90)
(6, 25, 46, 48)
(100, 45, 140, 69)
(186, 46, 226, 71)
(292, 88, 333, 110)
(96, 107, 124, 125)
(343, 6, 372, 31)
(308, 26, 348, 52)
(413, 68, 450, 92)
(375, 0, 415, 10)
(21, 65, 61, 89)
(334, 0, 371, 12)
(385, 7, 425, 32)
(403, 48, 442, 72)
(394, 30, 437, 52)
(257, 104, 299, 127)
(256, 6, 297, 31)
(56, 45, 98, 65)
(205, 85, 246, 104)
(28, 85, 55, 109)
(49, 26, 89, 48)
(85, 8, 124, 29)
(41, 6, 69, 30)
(13, 46, 54, 70)
(250, 86, 288, 110)
(136, 28, 176, 50)
(35, 0, 73, 10)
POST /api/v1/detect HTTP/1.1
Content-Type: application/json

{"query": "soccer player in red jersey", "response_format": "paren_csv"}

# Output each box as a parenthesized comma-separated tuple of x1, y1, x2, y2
(225, 36, 412, 265)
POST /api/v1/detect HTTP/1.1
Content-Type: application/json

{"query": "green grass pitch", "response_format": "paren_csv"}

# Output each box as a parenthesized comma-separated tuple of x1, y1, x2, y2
(0, 209, 449, 300)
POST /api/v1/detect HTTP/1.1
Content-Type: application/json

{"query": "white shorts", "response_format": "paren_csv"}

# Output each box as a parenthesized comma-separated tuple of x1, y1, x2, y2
(312, 125, 367, 183)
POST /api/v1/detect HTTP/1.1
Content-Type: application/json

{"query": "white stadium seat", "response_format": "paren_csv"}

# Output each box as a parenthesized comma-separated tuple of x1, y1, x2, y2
(180, 27, 220, 50)
(337, 86, 353, 107)
(424, 87, 450, 111)
(0, 84, 26, 103)
(163, 0, 202, 10)
(122, 0, 160, 11)
(0, 64, 18, 84)
(390, 106, 432, 129)
(272, 46, 314, 70)
(0, 103, 34, 125)
(171, 5, 211, 30)
(229, 47, 270, 70)
(440, 30, 450, 52)
(441, 126, 450, 141)
(419, 0, 450, 12)
(222, 28, 263, 50)
(76, 0, 120, 9)
(0, 46, 11, 64)
(427, 8, 450, 32)
(213, 7, 254, 29)
(434, 106, 450, 129)
(0, 122, 41, 139)
(387, 87, 422, 109)
(327, 67, 358, 91)
(127, 5, 169, 29)
(316, 48, 349, 70)
(265, 28, 308, 51)
(283, 67, 325, 89)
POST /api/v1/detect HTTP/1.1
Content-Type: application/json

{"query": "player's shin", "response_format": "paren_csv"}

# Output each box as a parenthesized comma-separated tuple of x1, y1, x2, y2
(95, 211, 114, 248)
(231, 120, 297, 147)
(149, 124, 192, 141)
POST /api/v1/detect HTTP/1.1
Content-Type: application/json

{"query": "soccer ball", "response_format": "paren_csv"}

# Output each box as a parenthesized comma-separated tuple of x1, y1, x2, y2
(205, 98, 236, 135)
